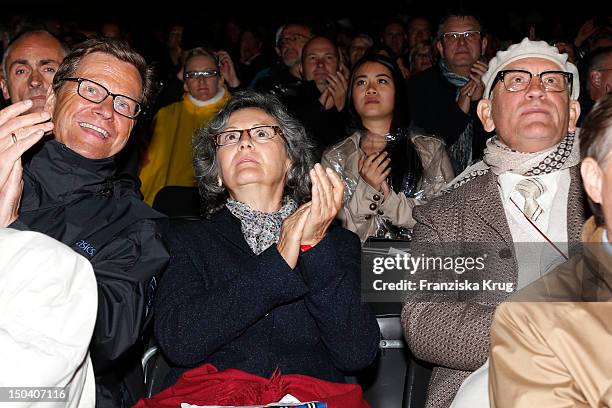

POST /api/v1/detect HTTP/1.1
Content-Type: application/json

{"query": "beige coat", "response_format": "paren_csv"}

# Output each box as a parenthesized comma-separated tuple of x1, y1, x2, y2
(489, 218, 612, 407)
(321, 131, 454, 242)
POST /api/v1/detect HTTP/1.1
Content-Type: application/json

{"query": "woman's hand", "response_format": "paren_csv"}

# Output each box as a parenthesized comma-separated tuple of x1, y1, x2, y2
(301, 164, 344, 246)
(277, 202, 311, 269)
(359, 151, 391, 191)
(0, 100, 53, 227)
(216, 50, 240, 88)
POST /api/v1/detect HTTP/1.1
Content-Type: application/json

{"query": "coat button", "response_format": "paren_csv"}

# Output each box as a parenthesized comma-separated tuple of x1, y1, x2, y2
(365, 215, 372, 220)
(369, 203, 377, 211)
(499, 248, 512, 259)
(373, 194, 381, 201)
(377, 209, 384, 215)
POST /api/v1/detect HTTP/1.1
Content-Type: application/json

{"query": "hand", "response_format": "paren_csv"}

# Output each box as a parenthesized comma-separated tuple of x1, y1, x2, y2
(358, 151, 391, 191)
(277, 202, 311, 269)
(0, 100, 54, 226)
(318, 87, 335, 110)
(574, 19, 598, 48)
(325, 70, 349, 111)
(301, 164, 344, 246)
(216, 50, 240, 88)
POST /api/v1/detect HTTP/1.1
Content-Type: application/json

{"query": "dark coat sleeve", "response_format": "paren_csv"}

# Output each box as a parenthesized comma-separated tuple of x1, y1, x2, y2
(154, 223, 311, 367)
(406, 69, 473, 148)
(297, 227, 380, 372)
(90, 219, 169, 372)
(401, 207, 494, 372)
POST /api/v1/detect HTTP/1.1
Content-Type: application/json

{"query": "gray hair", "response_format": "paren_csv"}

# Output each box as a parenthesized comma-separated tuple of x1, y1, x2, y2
(193, 90, 314, 217)
(2, 30, 69, 79)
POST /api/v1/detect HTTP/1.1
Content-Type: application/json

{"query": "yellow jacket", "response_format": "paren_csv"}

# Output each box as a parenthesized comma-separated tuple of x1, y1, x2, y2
(139, 90, 230, 205)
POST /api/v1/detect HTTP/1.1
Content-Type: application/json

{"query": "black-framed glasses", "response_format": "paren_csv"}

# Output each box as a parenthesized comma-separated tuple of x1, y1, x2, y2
(490, 69, 573, 97)
(214, 125, 283, 147)
(59, 77, 142, 119)
(184, 70, 219, 80)
(440, 30, 481, 43)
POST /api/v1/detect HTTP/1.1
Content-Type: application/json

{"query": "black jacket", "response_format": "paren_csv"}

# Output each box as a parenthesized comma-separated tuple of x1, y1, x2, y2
(283, 80, 349, 161)
(155, 208, 380, 387)
(407, 65, 488, 172)
(17, 140, 169, 407)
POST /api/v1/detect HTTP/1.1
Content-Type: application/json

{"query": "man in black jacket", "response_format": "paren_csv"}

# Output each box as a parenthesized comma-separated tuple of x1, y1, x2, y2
(15, 38, 169, 408)
(407, 11, 489, 175)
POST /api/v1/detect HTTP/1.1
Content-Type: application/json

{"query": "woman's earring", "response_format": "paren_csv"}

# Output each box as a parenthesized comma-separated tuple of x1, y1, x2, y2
(217, 177, 223, 187)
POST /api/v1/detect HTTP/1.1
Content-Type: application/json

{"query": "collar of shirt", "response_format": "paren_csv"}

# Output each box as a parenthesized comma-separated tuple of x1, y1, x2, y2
(603, 229, 612, 256)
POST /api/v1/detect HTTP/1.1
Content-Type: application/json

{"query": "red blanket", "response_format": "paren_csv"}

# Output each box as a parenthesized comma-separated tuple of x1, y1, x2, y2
(134, 364, 370, 408)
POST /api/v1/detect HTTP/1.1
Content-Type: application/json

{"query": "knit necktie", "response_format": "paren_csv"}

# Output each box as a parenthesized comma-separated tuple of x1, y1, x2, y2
(515, 178, 545, 222)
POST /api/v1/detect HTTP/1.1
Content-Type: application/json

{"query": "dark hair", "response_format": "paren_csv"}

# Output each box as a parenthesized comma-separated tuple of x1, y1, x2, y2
(52, 38, 155, 108)
(347, 53, 422, 195)
(348, 53, 410, 132)
(580, 92, 612, 226)
(193, 90, 314, 217)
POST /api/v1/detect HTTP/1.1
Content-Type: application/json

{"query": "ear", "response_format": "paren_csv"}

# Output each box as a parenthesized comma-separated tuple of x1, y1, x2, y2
(590, 70, 602, 90)
(44, 86, 56, 116)
(568, 100, 581, 132)
(298, 62, 303, 79)
(1, 79, 9, 101)
(581, 157, 603, 204)
(477, 99, 495, 132)
(436, 40, 444, 57)
(275, 46, 281, 58)
(480, 36, 488, 56)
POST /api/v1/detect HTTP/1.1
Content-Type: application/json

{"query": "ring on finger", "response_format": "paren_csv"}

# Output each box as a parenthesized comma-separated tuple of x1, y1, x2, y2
(10, 132, 16, 144)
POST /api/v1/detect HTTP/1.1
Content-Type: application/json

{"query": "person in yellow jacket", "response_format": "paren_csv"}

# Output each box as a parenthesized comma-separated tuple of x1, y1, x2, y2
(140, 47, 238, 205)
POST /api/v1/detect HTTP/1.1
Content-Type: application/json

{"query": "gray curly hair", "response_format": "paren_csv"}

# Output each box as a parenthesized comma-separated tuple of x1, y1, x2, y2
(193, 90, 314, 217)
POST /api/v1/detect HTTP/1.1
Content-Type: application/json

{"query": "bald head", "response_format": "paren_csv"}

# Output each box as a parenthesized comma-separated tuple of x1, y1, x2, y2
(1, 31, 67, 114)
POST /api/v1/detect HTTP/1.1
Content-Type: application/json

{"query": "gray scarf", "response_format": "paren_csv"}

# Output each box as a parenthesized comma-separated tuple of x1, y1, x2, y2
(226, 198, 298, 255)
(439, 59, 473, 173)
(447, 131, 580, 191)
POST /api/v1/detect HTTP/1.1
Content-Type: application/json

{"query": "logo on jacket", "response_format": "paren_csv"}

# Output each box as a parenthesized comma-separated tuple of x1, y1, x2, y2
(75, 239, 96, 256)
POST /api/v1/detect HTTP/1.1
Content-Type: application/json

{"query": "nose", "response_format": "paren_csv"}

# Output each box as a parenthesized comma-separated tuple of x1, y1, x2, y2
(525, 75, 546, 98)
(29, 70, 43, 88)
(92, 96, 114, 119)
(365, 82, 377, 95)
(237, 129, 254, 150)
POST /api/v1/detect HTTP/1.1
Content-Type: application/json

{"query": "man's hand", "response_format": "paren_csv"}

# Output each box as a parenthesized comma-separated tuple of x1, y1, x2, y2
(458, 60, 488, 113)
(216, 50, 240, 88)
(0, 100, 54, 227)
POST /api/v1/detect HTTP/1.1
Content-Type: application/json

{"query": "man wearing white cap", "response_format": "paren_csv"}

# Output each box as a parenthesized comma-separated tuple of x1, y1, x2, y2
(402, 38, 588, 408)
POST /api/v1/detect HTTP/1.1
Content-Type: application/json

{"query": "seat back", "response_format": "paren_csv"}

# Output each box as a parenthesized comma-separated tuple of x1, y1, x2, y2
(152, 186, 201, 218)
(142, 345, 171, 398)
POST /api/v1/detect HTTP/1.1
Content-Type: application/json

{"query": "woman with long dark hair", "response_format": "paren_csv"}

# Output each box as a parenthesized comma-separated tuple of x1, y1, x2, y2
(322, 53, 454, 242)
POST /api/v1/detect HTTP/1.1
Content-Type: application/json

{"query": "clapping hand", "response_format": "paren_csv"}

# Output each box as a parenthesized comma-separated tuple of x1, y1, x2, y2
(277, 164, 344, 268)
(0, 100, 54, 226)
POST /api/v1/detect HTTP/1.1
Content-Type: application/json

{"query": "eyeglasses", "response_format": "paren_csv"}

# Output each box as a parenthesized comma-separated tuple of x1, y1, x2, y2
(184, 70, 219, 80)
(441, 30, 481, 43)
(280, 33, 311, 46)
(214, 125, 284, 147)
(596, 68, 612, 72)
(490, 69, 573, 97)
(59, 77, 142, 119)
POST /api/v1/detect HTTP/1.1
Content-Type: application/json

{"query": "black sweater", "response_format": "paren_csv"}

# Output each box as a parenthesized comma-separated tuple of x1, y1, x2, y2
(154, 208, 380, 386)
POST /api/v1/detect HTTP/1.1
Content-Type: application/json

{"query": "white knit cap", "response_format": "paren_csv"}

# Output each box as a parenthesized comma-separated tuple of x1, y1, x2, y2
(483, 37, 580, 100)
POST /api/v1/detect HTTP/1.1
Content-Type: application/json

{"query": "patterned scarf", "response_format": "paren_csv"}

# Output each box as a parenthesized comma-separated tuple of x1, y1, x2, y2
(226, 197, 298, 255)
(439, 59, 473, 173)
(447, 132, 580, 191)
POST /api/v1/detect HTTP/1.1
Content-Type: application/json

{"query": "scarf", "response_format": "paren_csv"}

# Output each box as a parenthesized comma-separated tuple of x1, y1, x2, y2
(447, 131, 580, 191)
(439, 59, 473, 173)
(225, 197, 298, 255)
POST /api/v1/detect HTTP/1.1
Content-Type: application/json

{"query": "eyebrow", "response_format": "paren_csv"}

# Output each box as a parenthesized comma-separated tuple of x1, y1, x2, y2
(354, 73, 392, 79)
(9, 58, 61, 68)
